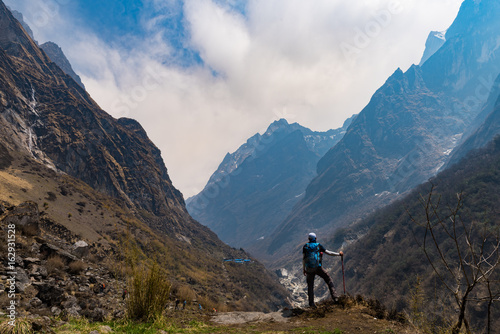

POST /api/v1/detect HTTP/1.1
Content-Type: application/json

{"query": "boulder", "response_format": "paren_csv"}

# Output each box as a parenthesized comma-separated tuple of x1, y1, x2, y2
(36, 283, 64, 306)
(30, 297, 43, 308)
(73, 240, 89, 258)
(15, 268, 31, 292)
(82, 308, 107, 322)
(275, 268, 289, 278)
(65, 305, 81, 318)
(51, 306, 62, 316)
(40, 243, 78, 263)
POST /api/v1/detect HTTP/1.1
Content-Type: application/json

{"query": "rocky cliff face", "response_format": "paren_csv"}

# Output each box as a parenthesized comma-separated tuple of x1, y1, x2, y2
(257, 0, 500, 265)
(0, 1, 290, 313)
(0, 1, 185, 225)
(40, 41, 86, 90)
(187, 118, 353, 249)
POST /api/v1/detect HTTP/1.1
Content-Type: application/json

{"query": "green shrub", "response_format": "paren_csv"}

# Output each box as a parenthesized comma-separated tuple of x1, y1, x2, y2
(126, 263, 171, 321)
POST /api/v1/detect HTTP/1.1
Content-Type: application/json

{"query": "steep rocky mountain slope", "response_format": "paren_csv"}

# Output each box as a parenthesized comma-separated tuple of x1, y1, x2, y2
(187, 117, 354, 249)
(446, 73, 500, 167)
(333, 135, 500, 333)
(0, 0, 289, 313)
(255, 0, 500, 266)
(8, 7, 85, 90)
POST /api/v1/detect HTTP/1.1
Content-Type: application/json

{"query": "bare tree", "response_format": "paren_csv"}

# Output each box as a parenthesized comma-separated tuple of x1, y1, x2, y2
(409, 185, 500, 334)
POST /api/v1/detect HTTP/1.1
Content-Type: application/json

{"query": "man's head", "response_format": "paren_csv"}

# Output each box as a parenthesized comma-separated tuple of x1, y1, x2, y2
(308, 232, 316, 241)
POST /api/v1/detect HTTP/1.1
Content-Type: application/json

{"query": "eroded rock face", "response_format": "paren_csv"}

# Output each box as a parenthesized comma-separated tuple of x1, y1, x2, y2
(0, 2, 186, 226)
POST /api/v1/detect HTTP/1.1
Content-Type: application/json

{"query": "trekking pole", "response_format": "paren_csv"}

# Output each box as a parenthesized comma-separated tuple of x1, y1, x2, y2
(341, 254, 346, 295)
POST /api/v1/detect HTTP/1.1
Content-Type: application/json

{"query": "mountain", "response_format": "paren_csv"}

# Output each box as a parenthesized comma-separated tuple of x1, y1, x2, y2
(446, 73, 500, 167)
(8, 8, 34, 40)
(40, 41, 86, 90)
(334, 135, 500, 332)
(419, 30, 446, 66)
(187, 117, 354, 249)
(7, 7, 85, 89)
(0, 1, 289, 312)
(256, 0, 500, 266)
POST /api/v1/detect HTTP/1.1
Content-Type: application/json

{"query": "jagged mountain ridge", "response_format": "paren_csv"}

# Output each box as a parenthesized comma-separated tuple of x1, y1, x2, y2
(187, 117, 354, 249)
(8, 7, 85, 89)
(255, 0, 500, 266)
(0, 1, 290, 311)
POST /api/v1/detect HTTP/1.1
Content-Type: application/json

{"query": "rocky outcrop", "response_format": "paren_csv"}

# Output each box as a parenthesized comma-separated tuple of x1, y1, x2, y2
(0, 2, 186, 229)
(40, 41, 85, 90)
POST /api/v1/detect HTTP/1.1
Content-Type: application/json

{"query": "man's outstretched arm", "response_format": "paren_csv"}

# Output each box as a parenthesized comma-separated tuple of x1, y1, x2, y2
(324, 250, 343, 257)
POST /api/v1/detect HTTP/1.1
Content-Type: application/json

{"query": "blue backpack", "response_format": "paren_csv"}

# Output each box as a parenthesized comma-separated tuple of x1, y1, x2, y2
(303, 242, 321, 271)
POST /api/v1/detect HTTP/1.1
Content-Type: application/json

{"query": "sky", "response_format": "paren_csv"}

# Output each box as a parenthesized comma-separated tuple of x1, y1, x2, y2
(4, 0, 463, 198)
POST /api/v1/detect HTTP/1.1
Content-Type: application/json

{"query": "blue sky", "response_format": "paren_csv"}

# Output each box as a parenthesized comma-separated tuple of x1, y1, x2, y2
(4, 0, 463, 197)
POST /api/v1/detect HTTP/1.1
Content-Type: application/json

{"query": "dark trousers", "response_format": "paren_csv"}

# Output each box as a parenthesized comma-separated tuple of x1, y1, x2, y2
(306, 266, 337, 306)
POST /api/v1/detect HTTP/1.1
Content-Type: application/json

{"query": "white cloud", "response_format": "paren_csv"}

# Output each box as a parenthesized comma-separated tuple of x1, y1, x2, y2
(4, 0, 463, 198)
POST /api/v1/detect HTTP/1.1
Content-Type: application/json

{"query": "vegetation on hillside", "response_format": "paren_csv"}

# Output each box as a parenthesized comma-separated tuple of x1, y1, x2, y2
(332, 136, 500, 333)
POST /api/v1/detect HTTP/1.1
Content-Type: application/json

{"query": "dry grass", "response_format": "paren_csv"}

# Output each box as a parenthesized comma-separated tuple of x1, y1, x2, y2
(173, 284, 197, 304)
(46, 255, 65, 274)
(0, 317, 33, 334)
(126, 263, 171, 321)
(68, 260, 87, 275)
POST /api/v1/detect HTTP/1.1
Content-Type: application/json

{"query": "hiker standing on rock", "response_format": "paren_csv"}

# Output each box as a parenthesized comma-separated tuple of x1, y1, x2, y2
(303, 232, 343, 307)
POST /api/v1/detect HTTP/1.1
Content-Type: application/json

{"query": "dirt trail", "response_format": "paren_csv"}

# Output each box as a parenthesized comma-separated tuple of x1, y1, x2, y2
(209, 298, 418, 334)
(211, 309, 292, 325)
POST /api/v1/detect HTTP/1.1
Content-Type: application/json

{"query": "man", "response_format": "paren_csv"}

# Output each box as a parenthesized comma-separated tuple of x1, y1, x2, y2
(303, 232, 343, 307)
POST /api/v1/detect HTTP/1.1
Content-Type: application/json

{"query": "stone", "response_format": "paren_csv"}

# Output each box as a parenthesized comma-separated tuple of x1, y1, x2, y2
(38, 266, 48, 278)
(66, 305, 81, 318)
(31, 242, 41, 253)
(99, 325, 113, 333)
(40, 243, 78, 263)
(30, 315, 51, 332)
(37, 283, 64, 306)
(51, 306, 62, 316)
(15, 268, 31, 292)
(86, 308, 106, 322)
(62, 295, 78, 309)
(73, 240, 89, 258)
(275, 268, 289, 278)
(24, 257, 41, 264)
(30, 297, 43, 307)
